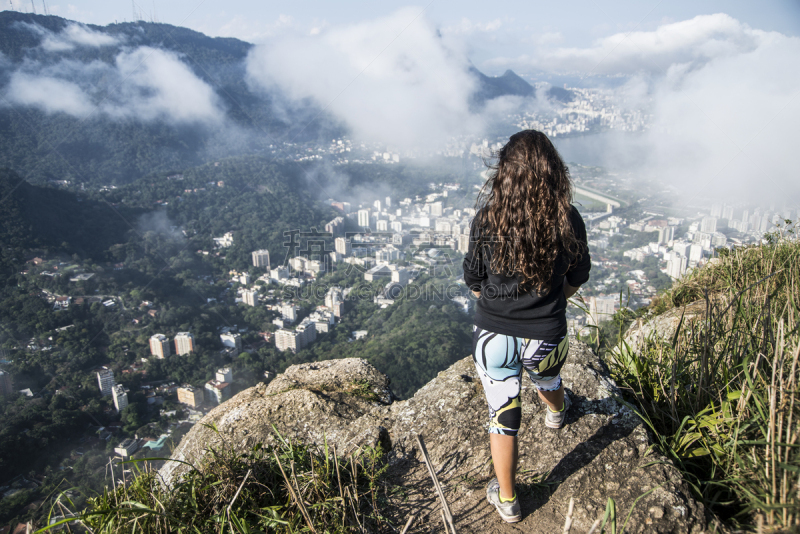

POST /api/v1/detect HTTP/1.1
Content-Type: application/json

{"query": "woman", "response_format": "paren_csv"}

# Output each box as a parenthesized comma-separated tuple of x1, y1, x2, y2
(462, 130, 591, 523)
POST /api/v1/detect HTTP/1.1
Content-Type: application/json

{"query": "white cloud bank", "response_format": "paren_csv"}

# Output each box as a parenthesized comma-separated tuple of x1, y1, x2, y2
(6, 73, 95, 117)
(245, 8, 490, 148)
(643, 27, 800, 201)
(487, 14, 764, 75)
(3, 23, 225, 125)
(490, 14, 800, 201)
(16, 21, 120, 52)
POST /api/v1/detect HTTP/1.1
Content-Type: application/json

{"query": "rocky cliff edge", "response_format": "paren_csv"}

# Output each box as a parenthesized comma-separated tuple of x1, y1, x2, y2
(160, 341, 710, 533)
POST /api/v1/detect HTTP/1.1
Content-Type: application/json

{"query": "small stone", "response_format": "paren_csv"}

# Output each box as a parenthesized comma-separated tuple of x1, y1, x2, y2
(649, 506, 664, 519)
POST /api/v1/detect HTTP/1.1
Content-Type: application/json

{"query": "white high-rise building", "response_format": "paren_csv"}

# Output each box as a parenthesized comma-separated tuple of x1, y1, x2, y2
(376, 220, 388, 231)
(325, 216, 345, 237)
(274, 329, 298, 352)
(458, 234, 471, 253)
(149, 334, 170, 359)
(112, 384, 128, 412)
(385, 196, 392, 208)
(270, 266, 290, 281)
(667, 252, 688, 279)
(220, 333, 242, 355)
(325, 287, 343, 309)
(700, 216, 717, 233)
(216, 367, 233, 383)
(281, 304, 297, 322)
(174, 332, 194, 355)
(722, 205, 734, 221)
(242, 289, 258, 307)
(358, 209, 371, 228)
(429, 202, 443, 217)
(435, 219, 452, 234)
(391, 268, 410, 286)
(252, 249, 271, 269)
(689, 244, 704, 263)
(275, 321, 316, 352)
(204, 380, 231, 406)
(658, 226, 675, 244)
(375, 245, 401, 263)
(96, 367, 114, 397)
(335, 237, 352, 256)
(587, 297, 617, 326)
(373, 200, 382, 212)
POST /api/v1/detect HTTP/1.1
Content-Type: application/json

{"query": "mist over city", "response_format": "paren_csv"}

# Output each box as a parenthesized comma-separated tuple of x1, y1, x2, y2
(0, 1, 798, 532)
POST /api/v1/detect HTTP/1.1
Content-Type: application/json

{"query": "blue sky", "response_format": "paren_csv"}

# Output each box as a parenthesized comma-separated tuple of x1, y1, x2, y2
(6, 0, 800, 73)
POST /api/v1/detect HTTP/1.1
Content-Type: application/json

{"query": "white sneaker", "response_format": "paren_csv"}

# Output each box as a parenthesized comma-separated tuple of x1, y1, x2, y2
(545, 393, 571, 429)
(486, 477, 521, 523)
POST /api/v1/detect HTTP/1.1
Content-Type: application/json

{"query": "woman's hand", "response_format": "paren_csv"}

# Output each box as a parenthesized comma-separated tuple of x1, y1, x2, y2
(472, 289, 481, 298)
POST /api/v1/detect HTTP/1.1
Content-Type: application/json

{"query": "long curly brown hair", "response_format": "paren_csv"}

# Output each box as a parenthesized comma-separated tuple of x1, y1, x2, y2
(475, 130, 579, 295)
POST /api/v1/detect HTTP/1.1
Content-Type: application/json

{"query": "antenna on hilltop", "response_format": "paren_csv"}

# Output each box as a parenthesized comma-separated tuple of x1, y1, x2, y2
(30, 0, 36, 14)
(42, 0, 48, 15)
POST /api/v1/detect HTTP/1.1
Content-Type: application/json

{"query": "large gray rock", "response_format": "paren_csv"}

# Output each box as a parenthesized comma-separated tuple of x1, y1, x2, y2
(623, 299, 707, 350)
(160, 342, 710, 533)
(159, 358, 394, 486)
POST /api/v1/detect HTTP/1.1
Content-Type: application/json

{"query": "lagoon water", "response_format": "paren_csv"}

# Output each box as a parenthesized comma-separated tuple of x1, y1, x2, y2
(553, 131, 650, 171)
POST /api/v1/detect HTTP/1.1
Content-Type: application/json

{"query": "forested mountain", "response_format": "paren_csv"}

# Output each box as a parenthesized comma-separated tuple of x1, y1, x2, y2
(0, 10, 339, 186)
(0, 168, 136, 276)
(0, 11, 554, 188)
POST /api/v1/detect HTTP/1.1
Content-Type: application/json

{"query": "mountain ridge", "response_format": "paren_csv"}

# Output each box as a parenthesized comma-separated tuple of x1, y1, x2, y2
(0, 11, 572, 187)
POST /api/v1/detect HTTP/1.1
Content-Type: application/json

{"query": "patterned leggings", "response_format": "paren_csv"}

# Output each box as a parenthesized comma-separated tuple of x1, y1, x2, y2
(472, 326, 569, 436)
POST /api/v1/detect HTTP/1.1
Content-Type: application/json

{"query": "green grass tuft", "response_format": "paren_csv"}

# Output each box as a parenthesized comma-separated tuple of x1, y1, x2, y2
(606, 222, 800, 531)
(34, 430, 390, 533)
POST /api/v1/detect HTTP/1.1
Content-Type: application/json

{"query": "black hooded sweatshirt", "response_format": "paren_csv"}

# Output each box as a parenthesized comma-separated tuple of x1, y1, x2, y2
(462, 205, 591, 339)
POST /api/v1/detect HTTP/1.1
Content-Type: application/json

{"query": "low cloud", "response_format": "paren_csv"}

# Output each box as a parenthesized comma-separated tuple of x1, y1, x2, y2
(245, 8, 490, 149)
(6, 73, 94, 116)
(487, 14, 764, 75)
(137, 209, 184, 241)
(642, 29, 800, 201)
(18, 21, 120, 52)
(487, 14, 800, 203)
(3, 47, 225, 125)
(110, 47, 225, 123)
